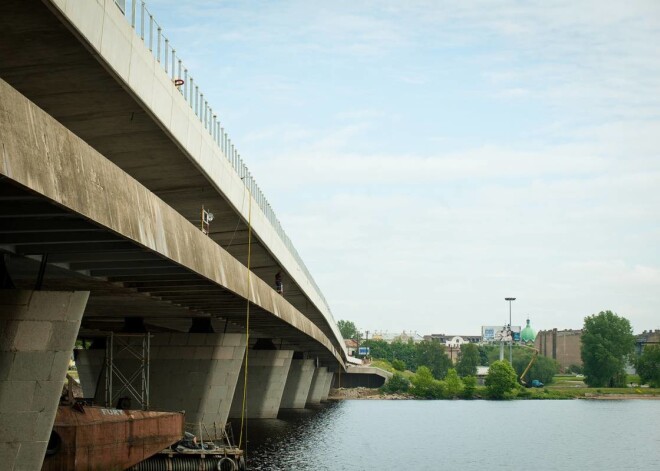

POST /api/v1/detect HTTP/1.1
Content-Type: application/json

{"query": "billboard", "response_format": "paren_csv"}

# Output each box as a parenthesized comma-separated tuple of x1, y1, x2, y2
(482, 325, 521, 343)
(358, 347, 370, 356)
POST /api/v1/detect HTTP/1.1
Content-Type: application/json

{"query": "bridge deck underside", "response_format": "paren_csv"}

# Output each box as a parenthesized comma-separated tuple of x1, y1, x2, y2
(0, 179, 334, 362)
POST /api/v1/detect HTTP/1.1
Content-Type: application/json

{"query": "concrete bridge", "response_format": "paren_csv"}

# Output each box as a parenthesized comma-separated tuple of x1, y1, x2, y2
(0, 0, 346, 468)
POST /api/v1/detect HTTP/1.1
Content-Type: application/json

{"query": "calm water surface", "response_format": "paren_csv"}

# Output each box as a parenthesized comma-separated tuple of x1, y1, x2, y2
(239, 399, 660, 470)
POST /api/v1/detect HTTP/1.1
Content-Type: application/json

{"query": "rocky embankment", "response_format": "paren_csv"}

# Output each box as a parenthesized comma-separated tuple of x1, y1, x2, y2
(328, 387, 412, 400)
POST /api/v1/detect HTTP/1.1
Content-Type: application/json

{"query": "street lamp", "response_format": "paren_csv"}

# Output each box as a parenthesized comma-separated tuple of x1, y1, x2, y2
(505, 297, 516, 363)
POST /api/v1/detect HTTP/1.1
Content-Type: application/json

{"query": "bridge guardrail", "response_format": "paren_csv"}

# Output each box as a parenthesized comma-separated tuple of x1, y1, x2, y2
(114, 0, 335, 325)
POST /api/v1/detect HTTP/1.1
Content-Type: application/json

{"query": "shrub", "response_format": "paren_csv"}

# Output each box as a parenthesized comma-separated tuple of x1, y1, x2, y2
(444, 369, 464, 398)
(462, 376, 477, 399)
(485, 361, 518, 399)
(392, 359, 406, 372)
(410, 366, 445, 399)
(381, 372, 410, 394)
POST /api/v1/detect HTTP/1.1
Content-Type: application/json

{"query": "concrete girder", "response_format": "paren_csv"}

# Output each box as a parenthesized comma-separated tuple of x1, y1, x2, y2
(0, 78, 343, 366)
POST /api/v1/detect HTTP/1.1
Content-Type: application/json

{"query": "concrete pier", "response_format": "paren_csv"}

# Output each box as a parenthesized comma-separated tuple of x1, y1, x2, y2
(0, 290, 88, 471)
(148, 333, 246, 435)
(229, 350, 293, 419)
(280, 359, 316, 409)
(306, 367, 329, 405)
(320, 370, 335, 401)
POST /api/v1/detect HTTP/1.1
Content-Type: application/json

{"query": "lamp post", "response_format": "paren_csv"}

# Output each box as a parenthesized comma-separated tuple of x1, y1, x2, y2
(505, 297, 516, 363)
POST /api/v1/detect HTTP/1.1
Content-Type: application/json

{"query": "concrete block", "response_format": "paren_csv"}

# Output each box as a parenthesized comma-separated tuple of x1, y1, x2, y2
(0, 411, 38, 442)
(8, 352, 54, 382)
(0, 442, 19, 469)
(31, 381, 65, 413)
(0, 321, 20, 350)
(0, 353, 14, 381)
(0, 381, 36, 413)
(194, 347, 213, 359)
(15, 440, 49, 470)
(150, 333, 171, 346)
(213, 347, 237, 360)
(221, 334, 244, 347)
(50, 350, 74, 381)
(47, 321, 80, 351)
(14, 321, 53, 351)
(170, 333, 189, 346)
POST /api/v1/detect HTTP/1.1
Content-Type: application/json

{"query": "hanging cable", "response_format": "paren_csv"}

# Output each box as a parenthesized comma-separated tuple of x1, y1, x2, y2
(238, 187, 253, 458)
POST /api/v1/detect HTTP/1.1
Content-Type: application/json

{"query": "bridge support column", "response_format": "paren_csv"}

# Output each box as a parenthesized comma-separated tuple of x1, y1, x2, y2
(229, 350, 293, 419)
(280, 359, 315, 409)
(306, 366, 329, 405)
(0, 290, 88, 471)
(320, 370, 335, 401)
(148, 333, 246, 436)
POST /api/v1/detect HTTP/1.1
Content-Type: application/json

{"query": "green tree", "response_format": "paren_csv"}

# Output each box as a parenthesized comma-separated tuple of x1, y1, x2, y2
(391, 340, 418, 370)
(381, 372, 410, 393)
(513, 350, 559, 385)
(485, 360, 518, 399)
(456, 343, 480, 377)
(636, 345, 660, 387)
(462, 376, 477, 399)
(478, 345, 492, 366)
(410, 366, 445, 399)
(415, 340, 452, 379)
(363, 339, 391, 361)
(581, 311, 635, 387)
(444, 368, 464, 398)
(337, 320, 357, 340)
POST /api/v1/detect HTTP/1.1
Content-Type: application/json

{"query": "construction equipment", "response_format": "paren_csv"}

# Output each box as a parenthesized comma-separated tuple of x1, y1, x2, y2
(519, 344, 540, 387)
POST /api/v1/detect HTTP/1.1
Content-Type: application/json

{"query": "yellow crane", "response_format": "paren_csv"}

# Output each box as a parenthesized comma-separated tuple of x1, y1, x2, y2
(519, 344, 540, 387)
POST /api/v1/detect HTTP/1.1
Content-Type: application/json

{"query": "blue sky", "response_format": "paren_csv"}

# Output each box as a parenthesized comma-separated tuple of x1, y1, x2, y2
(147, 0, 660, 335)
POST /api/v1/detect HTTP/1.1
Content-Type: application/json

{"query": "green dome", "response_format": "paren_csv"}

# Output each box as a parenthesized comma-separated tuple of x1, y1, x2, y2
(521, 319, 536, 343)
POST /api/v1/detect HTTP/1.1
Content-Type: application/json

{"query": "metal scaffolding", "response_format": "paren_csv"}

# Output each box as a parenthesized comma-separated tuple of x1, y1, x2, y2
(104, 333, 151, 410)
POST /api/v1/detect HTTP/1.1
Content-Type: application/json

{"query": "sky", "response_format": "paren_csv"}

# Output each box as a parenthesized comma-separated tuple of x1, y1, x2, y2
(146, 0, 660, 336)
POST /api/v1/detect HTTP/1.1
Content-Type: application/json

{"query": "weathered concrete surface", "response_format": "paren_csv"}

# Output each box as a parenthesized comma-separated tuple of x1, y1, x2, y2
(320, 370, 335, 401)
(340, 366, 392, 388)
(149, 333, 246, 433)
(0, 290, 88, 471)
(306, 367, 329, 405)
(0, 77, 343, 366)
(229, 350, 293, 419)
(280, 359, 315, 409)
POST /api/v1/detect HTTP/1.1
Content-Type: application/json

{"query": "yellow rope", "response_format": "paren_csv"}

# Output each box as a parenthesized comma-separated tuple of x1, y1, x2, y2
(238, 190, 252, 452)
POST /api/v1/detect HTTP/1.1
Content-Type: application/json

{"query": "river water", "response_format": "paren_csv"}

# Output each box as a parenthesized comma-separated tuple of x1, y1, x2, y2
(239, 399, 660, 470)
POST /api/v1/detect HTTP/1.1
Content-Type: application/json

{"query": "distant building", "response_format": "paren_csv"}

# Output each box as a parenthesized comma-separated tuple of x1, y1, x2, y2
(425, 334, 482, 345)
(371, 330, 425, 344)
(345, 339, 358, 356)
(636, 329, 660, 355)
(534, 329, 582, 371)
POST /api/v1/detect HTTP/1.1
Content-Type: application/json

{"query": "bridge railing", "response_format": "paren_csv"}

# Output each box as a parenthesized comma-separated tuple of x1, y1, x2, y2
(112, 0, 335, 324)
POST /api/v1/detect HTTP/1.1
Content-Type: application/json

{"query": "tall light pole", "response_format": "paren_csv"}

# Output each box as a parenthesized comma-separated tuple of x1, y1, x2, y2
(505, 297, 516, 363)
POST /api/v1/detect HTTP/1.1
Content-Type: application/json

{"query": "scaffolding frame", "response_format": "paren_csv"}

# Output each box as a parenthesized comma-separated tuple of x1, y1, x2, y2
(104, 332, 151, 410)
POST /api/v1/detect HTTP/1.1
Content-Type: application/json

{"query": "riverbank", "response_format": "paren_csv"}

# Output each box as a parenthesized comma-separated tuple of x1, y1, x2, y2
(328, 387, 660, 400)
